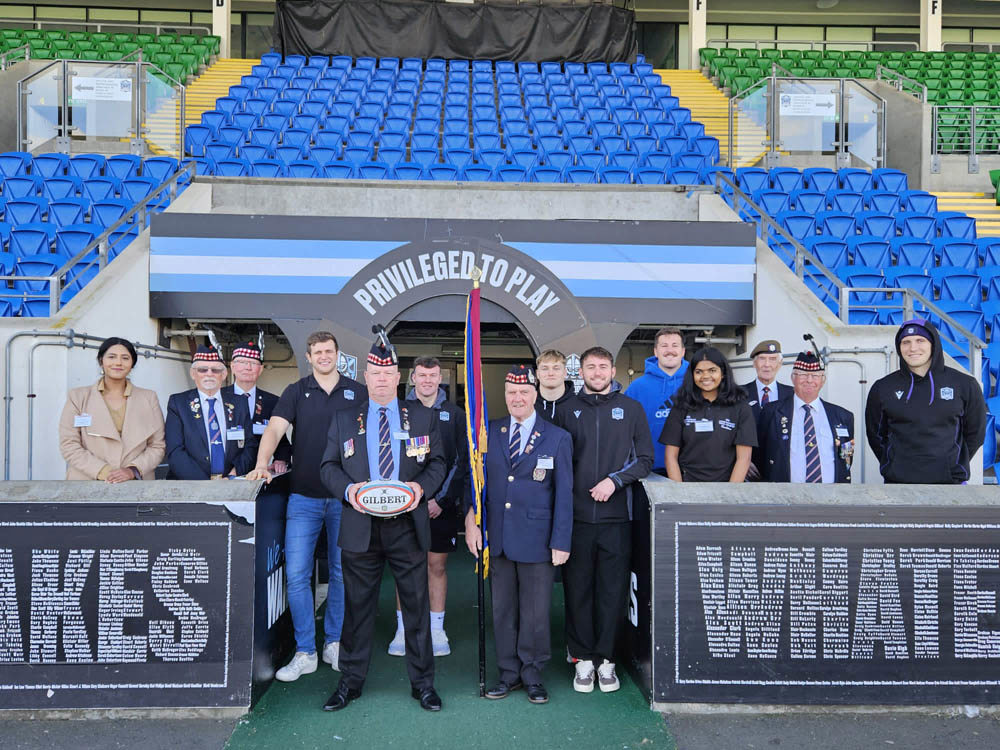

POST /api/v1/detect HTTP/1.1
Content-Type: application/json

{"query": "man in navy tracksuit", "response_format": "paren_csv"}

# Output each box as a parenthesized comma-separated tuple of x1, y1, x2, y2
(865, 318, 986, 484)
(624, 327, 688, 474)
(555, 346, 653, 695)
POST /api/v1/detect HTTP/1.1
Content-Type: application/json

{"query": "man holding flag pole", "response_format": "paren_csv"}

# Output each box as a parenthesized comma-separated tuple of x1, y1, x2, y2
(463, 268, 574, 704)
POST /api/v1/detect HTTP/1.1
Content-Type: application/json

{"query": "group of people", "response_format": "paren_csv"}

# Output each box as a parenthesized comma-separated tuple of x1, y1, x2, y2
(57, 314, 987, 712)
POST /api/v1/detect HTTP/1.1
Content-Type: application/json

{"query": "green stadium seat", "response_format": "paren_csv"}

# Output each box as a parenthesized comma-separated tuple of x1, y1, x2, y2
(23, 30, 43, 40)
(112, 33, 133, 44)
(134, 34, 154, 45)
(203, 35, 221, 55)
(699, 47, 719, 66)
(720, 48, 739, 60)
(178, 35, 198, 47)
(164, 62, 186, 81)
(143, 43, 163, 56)
(67, 31, 87, 42)
(97, 41, 116, 53)
(103, 51, 125, 61)
(190, 44, 209, 65)
(78, 50, 101, 61)
(118, 42, 139, 54)
(177, 52, 197, 76)
(761, 49, 781, 61)
(75, 40, 95, 52)
(156, 34, 178, 45)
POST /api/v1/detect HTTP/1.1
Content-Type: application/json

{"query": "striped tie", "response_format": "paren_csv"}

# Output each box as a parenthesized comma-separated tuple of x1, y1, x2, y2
(378, 407, 394, 479)
(803, 404, 822, 483)
(206, 397, 225, 475)
(761, 386, 770, 406)
(509, 422, 521, 464)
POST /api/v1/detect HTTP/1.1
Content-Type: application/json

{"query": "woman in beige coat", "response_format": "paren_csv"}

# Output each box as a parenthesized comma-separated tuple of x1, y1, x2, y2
(59, 337, 165, 482)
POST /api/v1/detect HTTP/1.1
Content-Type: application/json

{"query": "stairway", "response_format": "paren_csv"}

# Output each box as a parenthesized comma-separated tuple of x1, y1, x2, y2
(654, 68, 767, 168)
(933, 191, 1000, 238)
(143, 58, 258, 156)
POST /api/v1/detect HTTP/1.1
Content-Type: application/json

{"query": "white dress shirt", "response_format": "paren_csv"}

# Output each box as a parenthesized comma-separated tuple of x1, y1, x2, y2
(198, 390, 229, 450)
(509, 410, 537, 455)
(789, 395, 834, 483)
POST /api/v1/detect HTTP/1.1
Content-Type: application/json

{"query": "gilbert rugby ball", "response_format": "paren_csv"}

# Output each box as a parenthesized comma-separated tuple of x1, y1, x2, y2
(356, 480, 418, 517)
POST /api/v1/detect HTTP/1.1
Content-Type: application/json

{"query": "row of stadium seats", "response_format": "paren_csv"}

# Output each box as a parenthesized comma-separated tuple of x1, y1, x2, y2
(0, 28, 220, 78)
(0, 153, 186, 317)
(183, 52, 721, 184)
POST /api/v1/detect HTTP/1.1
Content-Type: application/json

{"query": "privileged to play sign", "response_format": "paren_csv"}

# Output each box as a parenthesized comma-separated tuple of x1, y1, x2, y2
(660, 505, 1000, 704)
(0, 501, 254, 709)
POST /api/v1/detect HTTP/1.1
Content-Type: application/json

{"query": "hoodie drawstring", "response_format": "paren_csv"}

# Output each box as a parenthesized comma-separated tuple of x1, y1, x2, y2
(904, 371, 936, 406)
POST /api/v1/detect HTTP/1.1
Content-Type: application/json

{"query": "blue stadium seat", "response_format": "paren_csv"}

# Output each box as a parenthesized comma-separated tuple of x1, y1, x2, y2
(91, 199, 131, 229)
(837, 265, 884, 305)
(838, 168, 873, 192)
(937, 212, 977, 241)
(849, 236, 891, 268)
(633, 167, 665, 185)
(769, 167, 803, 192)
(69, 154, 106, 180)
(288, 160, 321, 178)
(10, 224, 54, 256)
(777, 211, 817, 241)
(4, 176, 41, 198)
(392, 164, 424, 180)
(857, 211, 897, 241)
(461, 165, 493, 181)
(143, 157, 180, 185)
(753, 190, 791, 216)
(600, 166, 631, 184)
(873, 168, 908, 193)
(892, 238, 934, 269)
(938, 271, 983, 307)
(665, 166, 698, 185)
(55, 224, 97, 258)
(896, 213, 937, 241)
(31, 153, 69, 178)
(324, 162, 355, 179)
(0, 152, 32, 178)
(48, 198, 90, 227)
(864, 191, 901, 214)
(901, 190, 938, 215)
(817, 211, 857, 240)
(803, 167, 837, 193)
(828, 191, 864, 214)
(790, 190, 825, 214)
(6, 198, 47, 225)
(804, 238, 849, 270)
(979, 238, 1000, 266)
(250, 159, 287, 177)
(41, 176, 82, 201)
(736, 167, 769, 194)
(215, 159, 250, 177)
(106, 155, 142, 181)
(936, 239, 979, 271)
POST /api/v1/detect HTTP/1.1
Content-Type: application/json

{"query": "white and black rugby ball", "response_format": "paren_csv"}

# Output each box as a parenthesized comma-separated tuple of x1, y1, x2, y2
(356, 480, 418, 517)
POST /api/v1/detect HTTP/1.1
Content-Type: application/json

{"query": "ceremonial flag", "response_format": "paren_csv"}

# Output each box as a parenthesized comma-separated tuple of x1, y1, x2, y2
(464, 279, 489, 577)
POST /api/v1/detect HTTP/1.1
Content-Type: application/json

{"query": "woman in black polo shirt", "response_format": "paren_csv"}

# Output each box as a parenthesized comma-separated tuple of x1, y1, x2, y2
(659, 347, 757, 482)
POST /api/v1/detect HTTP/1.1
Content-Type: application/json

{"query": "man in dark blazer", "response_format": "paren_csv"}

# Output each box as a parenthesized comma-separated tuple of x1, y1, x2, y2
(166, 345, 257, 479)
(741, 339, 793, 421)
(320, 334, 446, 713)
(222, 340, 290, 471)
(465, 365, 573, 705)
(757, 352, 855, 483)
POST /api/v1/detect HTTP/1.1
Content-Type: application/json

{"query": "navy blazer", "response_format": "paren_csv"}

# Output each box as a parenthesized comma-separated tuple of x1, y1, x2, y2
(221, 384, 291, 462)
(741, 380, 794, 422)
(756, 396, 855, 483)
(165, 388, 257, 480)
(320, 399, 447, 554)
(478, 416, 573, 564)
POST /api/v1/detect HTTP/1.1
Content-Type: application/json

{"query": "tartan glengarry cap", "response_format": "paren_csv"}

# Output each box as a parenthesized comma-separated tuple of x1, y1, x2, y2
(505, 364, 536, 385)
(750, 340, 782, 358)
(192, 344, 223, 364)
(793, 351, 824, 372)
(367, 339, 397, 367)
(231, 341, 263, 362)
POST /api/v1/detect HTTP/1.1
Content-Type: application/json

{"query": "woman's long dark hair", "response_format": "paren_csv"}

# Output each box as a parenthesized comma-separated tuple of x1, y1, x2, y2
(672, 347, 745, 411)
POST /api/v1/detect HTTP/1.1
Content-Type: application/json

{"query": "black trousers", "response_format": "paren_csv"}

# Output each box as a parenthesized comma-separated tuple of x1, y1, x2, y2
(562, 521, 631, 664)
(490, 554, 554, 685)
(339, 516, 434, 691)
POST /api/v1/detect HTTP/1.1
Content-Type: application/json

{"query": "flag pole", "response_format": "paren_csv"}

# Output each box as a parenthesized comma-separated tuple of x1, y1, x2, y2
(473, 273, 486, 699)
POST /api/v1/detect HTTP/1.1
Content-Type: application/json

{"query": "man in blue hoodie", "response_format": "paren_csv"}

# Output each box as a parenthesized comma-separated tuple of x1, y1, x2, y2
(625, 327, 688, 474)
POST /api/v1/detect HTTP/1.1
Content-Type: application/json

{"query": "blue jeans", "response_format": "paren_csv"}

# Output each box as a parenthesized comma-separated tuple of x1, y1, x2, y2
(285, 493, 344, 654)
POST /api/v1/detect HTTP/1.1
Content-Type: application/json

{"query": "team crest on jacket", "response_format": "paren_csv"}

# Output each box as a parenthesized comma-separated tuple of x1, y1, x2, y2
(573, 410, 581, 418)
(895, 390, 904, 400)
(611, 407, 624, 420)
(940, 387, 954, 400)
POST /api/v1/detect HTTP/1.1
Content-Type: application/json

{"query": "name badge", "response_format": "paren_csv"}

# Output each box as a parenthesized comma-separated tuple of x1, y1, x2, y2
(393, 431, 410, 441)
(252, 421, 268, 435)
(226, 427, 245, 441)
(536, 456, 554, 470)
(695, 419, 714, 433)
(835, 427, 850, 437)
(74, 414, 92, 427)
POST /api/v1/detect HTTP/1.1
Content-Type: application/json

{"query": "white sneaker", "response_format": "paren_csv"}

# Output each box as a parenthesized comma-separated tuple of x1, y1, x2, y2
(431, 628, 451, 656)
(322, 641, 340, 671)
(275, 651, 317, 682)
(597, 659, 620, 692)
(573, 659, 595, 693)
(388, 629, 406, 656)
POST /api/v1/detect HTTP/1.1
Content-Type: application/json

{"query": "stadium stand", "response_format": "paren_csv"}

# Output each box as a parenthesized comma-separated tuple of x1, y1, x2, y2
(0, 28, 221, 81)
(0, 154, 187, 316)
(181, 52, 724, 184)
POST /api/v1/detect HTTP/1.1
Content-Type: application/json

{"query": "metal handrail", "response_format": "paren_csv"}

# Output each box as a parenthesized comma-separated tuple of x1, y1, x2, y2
(0, 43, 29, 70)
(0, 162, 196, 317)
(714, 172, 985, 376)
(706, 38, 919, 52)
(875, 64, 928, 102)
(0, 18, 212, 35)
(942, 42, 1000, 54)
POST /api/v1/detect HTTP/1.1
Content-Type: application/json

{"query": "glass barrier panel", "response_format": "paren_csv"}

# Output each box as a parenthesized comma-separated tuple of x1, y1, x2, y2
(141, 63, 182, 157)
(730, 80, 770, 168)
(844, 81, 881, 169)
(20, 62, 62, 152)
(774, 77, 839, 157)
(66, 60, 136, 143)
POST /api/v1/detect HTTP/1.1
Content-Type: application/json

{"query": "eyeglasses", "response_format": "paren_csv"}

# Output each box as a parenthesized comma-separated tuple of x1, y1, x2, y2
(194, 367, 226, 375)
(794, 372, 824, 380)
